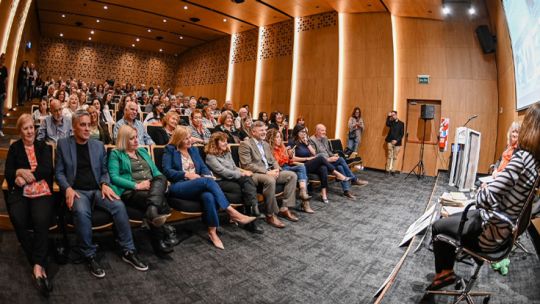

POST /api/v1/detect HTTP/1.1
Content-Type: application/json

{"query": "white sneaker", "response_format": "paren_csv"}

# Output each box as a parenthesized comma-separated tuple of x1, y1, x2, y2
(0, 131, 4, 137)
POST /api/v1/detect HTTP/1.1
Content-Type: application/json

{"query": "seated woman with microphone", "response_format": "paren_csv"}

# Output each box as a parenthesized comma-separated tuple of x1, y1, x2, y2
(162, 126, 256, 249)
(427, 102, 540, 291)
(4, 114, 54, 296)
(108, 125, 173, 255)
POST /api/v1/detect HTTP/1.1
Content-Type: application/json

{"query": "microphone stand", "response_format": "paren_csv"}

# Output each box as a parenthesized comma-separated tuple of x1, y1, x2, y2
(463, 116, 477, 128)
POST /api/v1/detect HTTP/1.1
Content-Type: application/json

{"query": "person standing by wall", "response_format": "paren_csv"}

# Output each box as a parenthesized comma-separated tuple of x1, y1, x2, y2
(347, 107, 365, 154)
(17, 60, 29, 107)
(385, 111, 404, 176)
(0, 53, 8, 137)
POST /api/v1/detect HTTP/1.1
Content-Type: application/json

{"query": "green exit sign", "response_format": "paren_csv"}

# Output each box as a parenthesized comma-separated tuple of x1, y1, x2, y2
(418, 75, 430, 84)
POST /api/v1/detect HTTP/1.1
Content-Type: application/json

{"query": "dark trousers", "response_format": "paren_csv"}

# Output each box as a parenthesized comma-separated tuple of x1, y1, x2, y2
(120, 175, 170, 214)
(216, 176, 258, 207)
(303, 155, 336, 189)
(169, 177, 230, 227)
(7, 192, 54, 267)
(17, 85, 27, 106)
(432, 210, 483, 273)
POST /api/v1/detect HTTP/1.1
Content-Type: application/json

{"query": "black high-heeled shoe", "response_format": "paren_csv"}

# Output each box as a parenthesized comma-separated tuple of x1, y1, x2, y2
(32, 274, 51, 297)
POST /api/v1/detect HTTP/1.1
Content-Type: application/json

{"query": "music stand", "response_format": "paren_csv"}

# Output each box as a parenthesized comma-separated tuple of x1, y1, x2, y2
(406, 118, 429, 180)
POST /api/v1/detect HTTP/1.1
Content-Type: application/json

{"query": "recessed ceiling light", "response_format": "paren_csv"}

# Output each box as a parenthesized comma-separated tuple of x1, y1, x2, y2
(88, 37, 92, 40)
(159, 48, 163, 52)
(136, 38, 140, 42)
(468, 6, 476, 15)
(163, 19, 167, 23)
(103, 5, 108, 9)
(147, 29, 152, 32)
(183, 5, 188, 10)
(59, 33, 64, 37)
(179, 36, 183, 39)
(132, 44, 135, 47)
(90, 30, 95, 34)
(223, 18, 227, 22)
(61, 14, 66, 18)
(96, 19, 100, 23)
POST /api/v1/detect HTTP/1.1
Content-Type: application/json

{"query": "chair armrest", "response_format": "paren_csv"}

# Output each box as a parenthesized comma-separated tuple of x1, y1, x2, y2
(456, 202, 476, 245)
(489, 210, 515, 229)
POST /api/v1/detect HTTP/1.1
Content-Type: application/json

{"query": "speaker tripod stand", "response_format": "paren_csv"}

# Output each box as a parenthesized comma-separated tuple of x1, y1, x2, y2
(406, 118, 429, 180)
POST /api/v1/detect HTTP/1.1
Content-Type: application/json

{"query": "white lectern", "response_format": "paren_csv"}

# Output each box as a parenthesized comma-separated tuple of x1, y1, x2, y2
(449, 127, 481, 191)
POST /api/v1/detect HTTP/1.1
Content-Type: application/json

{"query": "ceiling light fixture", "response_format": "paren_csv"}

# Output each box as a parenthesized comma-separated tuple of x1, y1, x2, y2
(184, 5, 188, 10)
(59, 33, 64, 37)
(90, 30, 95, 34)
(223, 18, 227, 22)
(468, 6, 476, 15)
(96, 19, 100, 23)
(179, 36, 183, 39)
(163, 19, 167, 23)
(132, 44, 135, 47)
(103, 5, 108, 9)
(147, 29, 152, 32)
(136, 38, 140, 42)
(61, 14, 66, 18)
(159, 48, 163, 52)
(88, 37, 92, 40)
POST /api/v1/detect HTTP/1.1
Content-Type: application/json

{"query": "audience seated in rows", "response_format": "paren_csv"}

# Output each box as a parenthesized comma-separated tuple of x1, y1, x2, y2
(37, 99, 72, 144)
(113, 101, 154, 145)
(148, 111, 178, 145)
(87, 105, 111, 144)
(188, 109, 211, 144)
(215, 110, 241, 144)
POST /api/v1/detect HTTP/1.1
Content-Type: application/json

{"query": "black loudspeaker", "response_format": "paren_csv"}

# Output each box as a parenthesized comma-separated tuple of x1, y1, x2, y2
(476, 25, 496, 54)
(421, 104, 435, 120)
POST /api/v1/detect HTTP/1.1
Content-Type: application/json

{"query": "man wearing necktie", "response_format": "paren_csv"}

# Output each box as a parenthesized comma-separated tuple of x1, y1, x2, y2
(239, 121, 298, 228)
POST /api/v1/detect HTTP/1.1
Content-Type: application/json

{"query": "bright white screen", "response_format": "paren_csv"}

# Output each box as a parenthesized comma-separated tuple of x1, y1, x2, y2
(503, 0, 540, 110)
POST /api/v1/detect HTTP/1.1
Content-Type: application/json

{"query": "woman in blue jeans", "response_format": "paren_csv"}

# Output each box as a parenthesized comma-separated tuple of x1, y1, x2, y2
(162, 126, 255, 249)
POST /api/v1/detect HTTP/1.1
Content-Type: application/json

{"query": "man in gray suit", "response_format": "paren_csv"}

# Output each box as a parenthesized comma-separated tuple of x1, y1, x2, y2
(239, 121, 298, 228)
(56, 110, 147, 278)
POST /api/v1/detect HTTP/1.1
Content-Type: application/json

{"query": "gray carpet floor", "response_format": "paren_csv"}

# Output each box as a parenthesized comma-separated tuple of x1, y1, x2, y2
(384, 174, 540, 304)
(0, 169, 509, 304)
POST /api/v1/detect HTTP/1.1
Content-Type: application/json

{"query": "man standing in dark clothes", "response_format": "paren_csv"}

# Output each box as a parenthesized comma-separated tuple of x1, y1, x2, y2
(385, 110, 404, 176)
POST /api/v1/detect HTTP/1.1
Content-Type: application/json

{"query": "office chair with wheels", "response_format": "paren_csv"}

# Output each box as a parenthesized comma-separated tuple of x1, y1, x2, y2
(426, 172, 540, 304)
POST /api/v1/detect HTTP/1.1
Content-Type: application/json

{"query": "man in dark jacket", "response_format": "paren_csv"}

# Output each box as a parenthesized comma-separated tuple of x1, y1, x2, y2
(385, 111, 405, 176)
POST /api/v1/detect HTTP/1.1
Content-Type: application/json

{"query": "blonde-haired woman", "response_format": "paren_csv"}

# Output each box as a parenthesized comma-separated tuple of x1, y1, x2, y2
(215, 110, 241, 143)
(492, 121, 520, 178)
(62, 94, 79, 119)
(108, 125, 172, 255)
(5, 114, 54, 296)
(162, 126, 255, 249)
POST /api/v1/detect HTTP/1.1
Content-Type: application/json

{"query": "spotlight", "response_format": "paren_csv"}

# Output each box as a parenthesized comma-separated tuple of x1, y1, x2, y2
(442, 6, 451, 15)
(468, 6, 476, 15)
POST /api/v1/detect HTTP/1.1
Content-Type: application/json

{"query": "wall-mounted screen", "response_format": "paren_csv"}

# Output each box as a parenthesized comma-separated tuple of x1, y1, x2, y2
(503, 0, 540, 110)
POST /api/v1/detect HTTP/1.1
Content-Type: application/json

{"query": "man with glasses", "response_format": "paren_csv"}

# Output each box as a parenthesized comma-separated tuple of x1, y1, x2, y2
(37, 99, 72, 144)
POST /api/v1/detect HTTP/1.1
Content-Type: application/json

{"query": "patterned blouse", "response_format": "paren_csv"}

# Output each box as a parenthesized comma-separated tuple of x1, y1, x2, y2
(181, 152, 196, 174)
(476, 150, 539, 251)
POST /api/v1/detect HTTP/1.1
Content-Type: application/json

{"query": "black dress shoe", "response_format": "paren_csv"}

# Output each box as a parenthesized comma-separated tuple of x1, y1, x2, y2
(244, 221, 264, 234)
(32, 275, 50, 297)
(153, 238, 174, 254)
(163, 224, 180, 247)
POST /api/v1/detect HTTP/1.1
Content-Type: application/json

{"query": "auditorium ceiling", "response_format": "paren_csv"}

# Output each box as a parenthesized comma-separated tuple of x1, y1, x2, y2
(37, 0, 444, 55)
